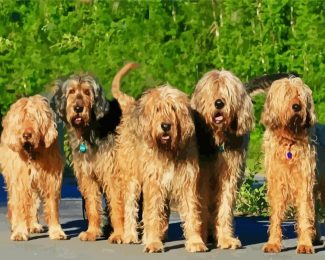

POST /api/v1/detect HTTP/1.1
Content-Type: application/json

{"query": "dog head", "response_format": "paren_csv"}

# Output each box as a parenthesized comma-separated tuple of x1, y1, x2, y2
(1, 95, 58, 155)
(191, 70, 254, 140)
(136, 85, 195, 153)
(261, 77, 316, 135)
(50, 73, 109, 128)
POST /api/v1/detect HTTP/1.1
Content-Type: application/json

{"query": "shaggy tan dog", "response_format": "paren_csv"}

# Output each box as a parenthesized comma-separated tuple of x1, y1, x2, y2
(0, 95, 67, 241)
(191, 70, 254, 249)
(112, 70, 207, 252)
(261, 77, 317, 254)
(51, 74, 123, 243)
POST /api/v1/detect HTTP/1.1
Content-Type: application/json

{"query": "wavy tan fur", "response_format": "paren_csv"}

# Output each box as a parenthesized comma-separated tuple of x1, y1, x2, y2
(261, 77, 317, 254)
(0, 95, 66, 241)
(50, 74, 124, 243)
(191, 70, 254, 249)
(114, 85, 207, 253)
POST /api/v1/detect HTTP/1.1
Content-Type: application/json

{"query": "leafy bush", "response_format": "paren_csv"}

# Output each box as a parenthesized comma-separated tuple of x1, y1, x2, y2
(236, 160, 268, 216)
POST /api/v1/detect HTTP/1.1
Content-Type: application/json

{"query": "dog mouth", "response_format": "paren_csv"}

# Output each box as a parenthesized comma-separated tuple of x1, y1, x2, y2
(213, 112, 224, 124)
(72, 115, 85, 127)
(23, 142, 34, 153)
(160, 134, 171, 144)
(288, 114, 303, 134)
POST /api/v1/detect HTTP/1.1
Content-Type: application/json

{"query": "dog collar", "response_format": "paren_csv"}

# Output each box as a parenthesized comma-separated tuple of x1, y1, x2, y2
(286, 142, 295, 160)
(79, 140, 87, 153)
(216, 143, 225, 153)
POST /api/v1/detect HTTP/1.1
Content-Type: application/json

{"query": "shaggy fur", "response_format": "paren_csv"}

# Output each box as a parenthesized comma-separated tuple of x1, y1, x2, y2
(0, 95, 66, 241)
(261, 77, 317, 254)
(191, 70, 254, 249)
(50, 73, 124, 243)
(113, 80, 207, 253)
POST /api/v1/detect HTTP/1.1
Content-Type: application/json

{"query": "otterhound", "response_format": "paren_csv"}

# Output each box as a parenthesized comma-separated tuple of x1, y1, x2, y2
(191, 70, 254, 249)
(0, 95, 67, 241)
(50, 74, 124, 243)
(261, 77, 317, 254)
(112, 68, 207, 252)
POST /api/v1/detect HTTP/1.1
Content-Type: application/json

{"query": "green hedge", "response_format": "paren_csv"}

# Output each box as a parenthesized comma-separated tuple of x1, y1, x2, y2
(0, 0, 324, 173)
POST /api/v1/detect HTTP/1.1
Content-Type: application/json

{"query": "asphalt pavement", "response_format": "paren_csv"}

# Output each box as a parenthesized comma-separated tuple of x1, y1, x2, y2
(1, 176, 325, 259)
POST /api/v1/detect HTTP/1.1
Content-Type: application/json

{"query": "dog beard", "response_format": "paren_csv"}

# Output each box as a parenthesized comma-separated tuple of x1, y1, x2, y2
(288, 114, 303, 134)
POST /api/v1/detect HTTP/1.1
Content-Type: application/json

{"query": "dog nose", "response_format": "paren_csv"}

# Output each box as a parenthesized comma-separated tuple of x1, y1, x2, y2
(23, 132, 32, 140)
(292, 103, 301, 112)
(161, 123, 171, 132)
(74, 106, 84, 113)
(215, 99, 225, 109)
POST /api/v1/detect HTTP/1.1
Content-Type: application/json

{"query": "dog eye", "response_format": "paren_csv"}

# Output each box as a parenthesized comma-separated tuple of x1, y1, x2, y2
(68, 89, 75, 95)
(84, 89, 91, 96)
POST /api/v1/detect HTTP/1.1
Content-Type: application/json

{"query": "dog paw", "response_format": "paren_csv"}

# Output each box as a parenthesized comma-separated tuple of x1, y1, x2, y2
(263, 243, 281, 253)
(11, 231, 29, 241)
(123, 234, 140, 244)
(144, 241, 164, 253)
(29, 223, 44, 234)
(296, 244, 314, 254)
(186, 241, 208, 252)
(78, 231, 98, 241)
(109, 232, 123, 244)
(218, 237, 242, 249)
(49, 228, 67, 240)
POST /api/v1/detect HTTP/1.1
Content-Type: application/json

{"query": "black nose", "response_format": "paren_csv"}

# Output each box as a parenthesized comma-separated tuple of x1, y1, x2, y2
(74, 106, 84, 113)
(292, 103, 301, 112)
(23, 132, 32, 140)
(215, 99, 225, 109)
(161, 123, 171, 132)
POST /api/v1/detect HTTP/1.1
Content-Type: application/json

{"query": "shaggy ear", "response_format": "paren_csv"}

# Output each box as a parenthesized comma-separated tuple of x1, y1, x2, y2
(233, 93, 255, 136)
(50, 80, 67, 121)
(43, 113, 58, 148)
(261, 93, 280, 129)
(305, 90, 317, 128)
(93, 83, 110, 120)
(1, 108, 21, 151)
(177, 103, 195, 147)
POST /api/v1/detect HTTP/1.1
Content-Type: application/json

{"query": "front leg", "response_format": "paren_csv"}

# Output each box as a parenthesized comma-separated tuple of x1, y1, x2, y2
(178, 182, 207, 252)
(42, 178, 67, 240)
(263, 177, 287, 253)
(77, 176, 103, 241)
(106, 184, 124, 244)
(295, 183, 315, 254)
(28, 191, 43, 234)
(142, 181, 167, 253)
(214, 153, 242, 249)
(8, 185, 29, 241)
(123, 180, 142, 244)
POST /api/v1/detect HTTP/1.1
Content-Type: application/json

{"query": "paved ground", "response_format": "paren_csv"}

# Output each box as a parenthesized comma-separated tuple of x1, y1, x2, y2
(0, 199, 325, 260)
(1, 176, 325, 259)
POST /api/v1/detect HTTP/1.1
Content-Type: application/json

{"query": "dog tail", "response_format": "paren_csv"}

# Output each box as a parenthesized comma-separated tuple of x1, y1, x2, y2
(245, 72, 299, 97)
(112, 62, 139, 113)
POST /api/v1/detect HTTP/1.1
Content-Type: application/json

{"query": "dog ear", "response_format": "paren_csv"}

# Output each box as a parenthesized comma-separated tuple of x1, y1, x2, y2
(37, 97, 58, 148)
(261, 93, 280, 129)
(1, 102, 22, 151)
(176, 103, 195, 147)
(50, 80, 67, 121)
(93, 83, 110, 120)
(305, 90, 317, 128)
(233, 93, 255, 136)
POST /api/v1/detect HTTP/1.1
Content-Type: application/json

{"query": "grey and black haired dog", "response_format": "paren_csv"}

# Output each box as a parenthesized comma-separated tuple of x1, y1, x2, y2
(50, 73, 124, 243)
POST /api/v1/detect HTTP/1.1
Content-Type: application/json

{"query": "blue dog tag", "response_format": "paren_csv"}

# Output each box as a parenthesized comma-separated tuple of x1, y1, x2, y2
(79, 143, 87, 153)
(286, 151, 292, 159)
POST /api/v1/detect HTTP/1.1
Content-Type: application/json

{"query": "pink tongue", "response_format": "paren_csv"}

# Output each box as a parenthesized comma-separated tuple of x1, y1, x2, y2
(215, 115, 223, 122)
